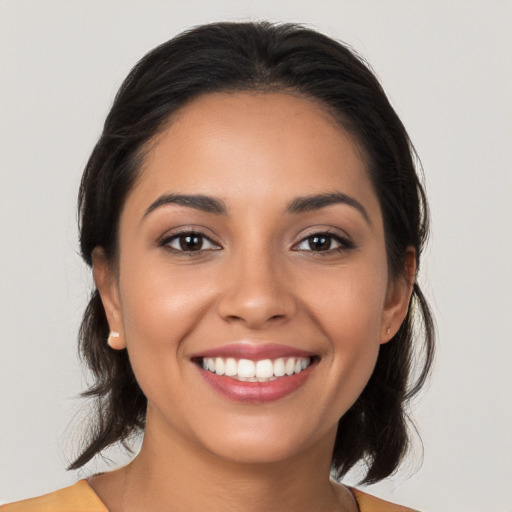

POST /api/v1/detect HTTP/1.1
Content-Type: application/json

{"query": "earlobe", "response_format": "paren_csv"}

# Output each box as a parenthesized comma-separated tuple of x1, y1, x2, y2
(380, 247, 416, 344)
(92, 247, 127, 350)
(107, 330, 125, 350)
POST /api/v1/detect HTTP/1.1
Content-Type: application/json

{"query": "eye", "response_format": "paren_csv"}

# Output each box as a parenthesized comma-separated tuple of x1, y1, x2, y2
(161, 231, 221, 252)
(294, 232, 353, 253)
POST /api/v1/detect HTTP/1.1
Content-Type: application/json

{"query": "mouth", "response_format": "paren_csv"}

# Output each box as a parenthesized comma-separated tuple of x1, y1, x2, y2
(191, 343, 319, 403)
(196, 356, 313, 382)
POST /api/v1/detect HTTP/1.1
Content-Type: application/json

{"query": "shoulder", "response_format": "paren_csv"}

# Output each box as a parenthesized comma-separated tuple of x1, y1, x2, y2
(350, 487, 421, 512)
(0, 480, 108, 512)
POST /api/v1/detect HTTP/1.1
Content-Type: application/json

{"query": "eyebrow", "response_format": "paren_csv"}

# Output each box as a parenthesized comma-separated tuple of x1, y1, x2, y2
(143, 191, 369, 224)
(143, 194, 227, 218)
(286, 192, 370, 224)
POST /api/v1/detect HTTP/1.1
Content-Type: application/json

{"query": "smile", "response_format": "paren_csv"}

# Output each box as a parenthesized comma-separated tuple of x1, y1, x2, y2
(192, 343, 318, 403)
(201, 356, 311, 382)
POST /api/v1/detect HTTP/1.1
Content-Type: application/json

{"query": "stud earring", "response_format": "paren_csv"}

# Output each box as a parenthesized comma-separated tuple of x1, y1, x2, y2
(107, 331, 121, 349)
(386, 327, 391, 336)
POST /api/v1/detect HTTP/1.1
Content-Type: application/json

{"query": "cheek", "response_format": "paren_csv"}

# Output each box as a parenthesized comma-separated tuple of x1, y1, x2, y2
(306, 263, 387, 405)
(119, 252, 213, 340)
(308, 261, 388, 343)
(116, 255, 215, 393)
(323, 296, 382, 386)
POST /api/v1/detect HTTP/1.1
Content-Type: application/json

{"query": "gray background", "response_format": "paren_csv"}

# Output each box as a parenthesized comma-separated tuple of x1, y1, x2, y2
(1, 1, 511, 510)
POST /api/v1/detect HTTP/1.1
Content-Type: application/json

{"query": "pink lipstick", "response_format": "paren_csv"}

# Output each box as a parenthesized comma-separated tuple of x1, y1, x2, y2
(191, 343, 318, 403)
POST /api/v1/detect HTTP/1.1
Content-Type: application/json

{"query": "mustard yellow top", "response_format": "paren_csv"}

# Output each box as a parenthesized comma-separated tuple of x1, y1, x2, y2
(0, 480, 419, 512)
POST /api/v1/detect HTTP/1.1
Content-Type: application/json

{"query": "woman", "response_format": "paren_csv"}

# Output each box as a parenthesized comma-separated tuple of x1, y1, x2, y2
(1, 21, 434, 512)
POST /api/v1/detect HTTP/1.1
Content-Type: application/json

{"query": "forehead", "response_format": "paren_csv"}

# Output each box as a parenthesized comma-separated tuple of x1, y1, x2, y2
(127, 91, 379, 217)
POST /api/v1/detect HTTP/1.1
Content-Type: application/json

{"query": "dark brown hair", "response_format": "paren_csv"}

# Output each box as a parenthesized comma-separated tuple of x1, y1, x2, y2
(71, 21, 435, 484)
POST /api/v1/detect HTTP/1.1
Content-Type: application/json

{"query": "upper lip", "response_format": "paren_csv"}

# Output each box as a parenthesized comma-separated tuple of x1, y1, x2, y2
(191, 342, 317, 361)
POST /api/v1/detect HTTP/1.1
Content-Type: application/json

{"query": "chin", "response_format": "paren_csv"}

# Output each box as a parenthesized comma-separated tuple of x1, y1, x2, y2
(208, 437, 308, 466)
(193, 415, 337, 468)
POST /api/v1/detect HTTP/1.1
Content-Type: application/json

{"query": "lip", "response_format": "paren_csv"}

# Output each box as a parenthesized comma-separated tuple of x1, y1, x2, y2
(191, 342, 317, 360)
(196, 361, 316, 403)
(191, 342, 318, 404)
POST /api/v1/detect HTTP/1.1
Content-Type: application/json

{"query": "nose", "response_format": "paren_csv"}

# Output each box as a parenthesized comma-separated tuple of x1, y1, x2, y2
(216, 252, 297, 329)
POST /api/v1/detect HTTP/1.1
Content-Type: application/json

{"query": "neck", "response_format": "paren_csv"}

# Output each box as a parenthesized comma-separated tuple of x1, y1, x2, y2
(90, 407, 356, 512)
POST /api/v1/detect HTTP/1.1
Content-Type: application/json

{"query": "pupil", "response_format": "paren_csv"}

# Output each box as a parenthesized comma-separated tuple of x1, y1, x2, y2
(180, 235, 202, 251)
(309, 235, 330, 251)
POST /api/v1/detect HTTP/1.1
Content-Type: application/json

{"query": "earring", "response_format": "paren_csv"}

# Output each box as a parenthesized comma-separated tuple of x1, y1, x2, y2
(386, 327, 391, 336)
(107, 331, 121, 349)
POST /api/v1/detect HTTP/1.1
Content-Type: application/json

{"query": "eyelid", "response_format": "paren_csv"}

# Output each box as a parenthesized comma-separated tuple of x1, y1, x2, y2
(157, 225, 354, 254)
(291, 228, 355, 252)
(158, 227, 223, 252)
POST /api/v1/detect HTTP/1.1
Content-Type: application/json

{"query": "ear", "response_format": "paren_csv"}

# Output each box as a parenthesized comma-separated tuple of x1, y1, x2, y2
(92, 247, 127, 350)
(380, 246, 416, 344)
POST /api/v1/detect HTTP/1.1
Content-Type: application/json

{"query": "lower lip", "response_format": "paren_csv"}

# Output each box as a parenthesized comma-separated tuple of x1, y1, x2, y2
(196, 363, 315, 404)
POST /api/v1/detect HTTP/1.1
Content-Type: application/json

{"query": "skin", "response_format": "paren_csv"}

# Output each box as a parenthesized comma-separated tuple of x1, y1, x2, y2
(90, 92, 415, 512)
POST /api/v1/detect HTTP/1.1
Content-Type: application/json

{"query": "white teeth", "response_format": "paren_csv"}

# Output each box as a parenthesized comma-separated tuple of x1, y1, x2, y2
(224, 357, 237, 376)
(201, 356, 312, 381)
(255, 359, 274, 379)
(274, 358, 286, 377)
(238, 359, 255, 378)
(215, 357, 225, 375)
(285, 358, 295, 375)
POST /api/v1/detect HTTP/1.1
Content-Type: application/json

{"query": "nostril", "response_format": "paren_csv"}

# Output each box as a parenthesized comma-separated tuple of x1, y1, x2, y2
(216, 285, 297, 328)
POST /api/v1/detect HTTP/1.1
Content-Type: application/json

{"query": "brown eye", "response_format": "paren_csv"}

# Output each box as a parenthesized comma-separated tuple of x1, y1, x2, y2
(294, 232, 354, 253)
(179, 234, 203, 251)
(162, 232, 220, 252)
(307, 235, 332, 251)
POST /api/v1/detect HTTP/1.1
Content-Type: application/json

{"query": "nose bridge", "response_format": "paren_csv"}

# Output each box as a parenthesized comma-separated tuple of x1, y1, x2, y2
(217, 240, 295, 327)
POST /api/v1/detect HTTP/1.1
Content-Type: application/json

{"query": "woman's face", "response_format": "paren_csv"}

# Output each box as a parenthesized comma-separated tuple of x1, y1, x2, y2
(95, 92, 412, 465)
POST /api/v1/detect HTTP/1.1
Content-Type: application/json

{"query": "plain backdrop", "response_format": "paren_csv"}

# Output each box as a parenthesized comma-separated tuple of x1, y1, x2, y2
(1, 1, 511, 510)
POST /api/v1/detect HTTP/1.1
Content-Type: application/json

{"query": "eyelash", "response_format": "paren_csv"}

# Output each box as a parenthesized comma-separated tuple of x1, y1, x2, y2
(159, 230, 221, 254)
(159, 229, 355, 255)
(292, 231, 355, 254)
